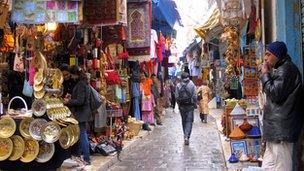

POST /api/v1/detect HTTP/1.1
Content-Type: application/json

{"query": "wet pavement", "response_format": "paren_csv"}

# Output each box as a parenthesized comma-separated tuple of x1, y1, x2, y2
(108, 108, 226, 171)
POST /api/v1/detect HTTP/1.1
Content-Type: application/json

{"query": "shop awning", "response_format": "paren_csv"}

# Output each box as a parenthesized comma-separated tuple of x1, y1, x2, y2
(152, 0, 182, 34)
(194, 8, 221, 39)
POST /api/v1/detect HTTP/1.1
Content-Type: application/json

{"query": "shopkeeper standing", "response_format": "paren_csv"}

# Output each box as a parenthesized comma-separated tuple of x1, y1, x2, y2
(59, 63, 76, 97)
(64, 66, 91, 165)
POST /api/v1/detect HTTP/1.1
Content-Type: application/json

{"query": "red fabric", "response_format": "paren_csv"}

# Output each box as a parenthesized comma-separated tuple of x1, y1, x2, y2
(105, 70, 121, 85)
(157, 32, 165, 62)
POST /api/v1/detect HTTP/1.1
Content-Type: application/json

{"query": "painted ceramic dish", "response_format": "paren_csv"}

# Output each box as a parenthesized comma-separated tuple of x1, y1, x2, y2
(34, 70, 44, 85)
(35, 141, 55, 163)
(32, 99, 47, 117)
(41, 122, 61, 143)
(29, 119, 48, 140)
(0, 117, 16, 138)
(9, 135, 25, 161)
(19, 117, 34, 138)
(0, 138, 13, 161)
(33, 82, 44, 92)
(20, 138, 39, 163)
(34, 89, 45, 99)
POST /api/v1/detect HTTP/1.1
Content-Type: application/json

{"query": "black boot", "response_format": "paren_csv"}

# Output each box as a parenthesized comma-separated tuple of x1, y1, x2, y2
(200, 114, 204, 123)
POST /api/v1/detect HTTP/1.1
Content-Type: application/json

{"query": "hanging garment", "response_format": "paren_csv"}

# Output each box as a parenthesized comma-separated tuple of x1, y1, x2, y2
(141, 95, 155, 124)
(150, 29, 158, 59)
(157, 32, 165, 62)
(133, 97, 141, 120)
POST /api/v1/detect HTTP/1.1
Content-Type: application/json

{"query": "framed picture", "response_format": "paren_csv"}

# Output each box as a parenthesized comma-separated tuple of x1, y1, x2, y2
(246, 138, 261, 158)
(246, 116, 260, 127)
(230, 140, 248, 156)
(231, 117, 245, 130)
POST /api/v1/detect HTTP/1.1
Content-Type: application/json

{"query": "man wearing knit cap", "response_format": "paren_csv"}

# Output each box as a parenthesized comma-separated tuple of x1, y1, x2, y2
(260, 41, 303, 170)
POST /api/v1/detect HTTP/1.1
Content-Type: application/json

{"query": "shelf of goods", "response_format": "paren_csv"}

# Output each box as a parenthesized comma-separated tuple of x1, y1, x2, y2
(0, 80, 80, 170)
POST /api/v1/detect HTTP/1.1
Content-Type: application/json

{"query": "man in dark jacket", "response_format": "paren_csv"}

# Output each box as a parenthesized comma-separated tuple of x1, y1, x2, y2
(175, 72, 197, 145)
(260, 41, 303, 170)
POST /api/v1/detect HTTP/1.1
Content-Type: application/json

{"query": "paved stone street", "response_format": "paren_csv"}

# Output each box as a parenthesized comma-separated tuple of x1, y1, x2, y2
(108, 108, 226, 171)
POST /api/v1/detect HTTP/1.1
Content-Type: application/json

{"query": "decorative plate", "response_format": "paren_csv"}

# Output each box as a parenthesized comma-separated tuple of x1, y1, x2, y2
(0, 138, 13, 161)
(33, 83, 44, 92)
(35, 141, 55, 163)
(9, 135, 25, 161)
(70, 124, 80, 146)
(41, 122, 61, 143)
(32, 99, 47, 117)
(59, 128, 71, 149)
(34, 69, 44, 85)
(19, 117, 34, 138)
(20, 138, 39, 163)
(29, 119, 48, 140)
(34, 90, 46, 99)
(0, 117, 16, 138)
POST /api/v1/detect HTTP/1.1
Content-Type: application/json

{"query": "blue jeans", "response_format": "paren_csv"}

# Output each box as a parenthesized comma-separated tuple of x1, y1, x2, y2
(78, 122, 90, 162)
(179, 106, 194, 139)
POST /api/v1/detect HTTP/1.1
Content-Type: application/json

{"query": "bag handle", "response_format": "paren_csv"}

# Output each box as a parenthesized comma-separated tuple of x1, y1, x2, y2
(8, 96, 28, 111)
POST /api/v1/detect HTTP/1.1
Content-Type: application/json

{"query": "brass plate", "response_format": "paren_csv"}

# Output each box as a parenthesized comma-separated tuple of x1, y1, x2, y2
(9, 135, 25, 161)
(0, 138, 13, 161)
(35, 141, 55, 163)
(20, 138, 39, 163)
(19, 117, 34, 138)
(59, 117, 78, 125)
(70, 124, 79, 146)
(32, 99, 47, 117)
(59, 128, 71, 149)
(34, 70, 44, 85)
(29, 119, 48, 141)
(41, 122, 61, 143)
(34, 90, 45, 99)
(33, 83, 44, 92)
(0, 117, 16, 138)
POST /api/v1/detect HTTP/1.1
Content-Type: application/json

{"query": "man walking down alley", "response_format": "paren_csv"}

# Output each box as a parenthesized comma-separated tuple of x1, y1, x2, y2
(176, 72, 197, 145)
(260, 41, 303, 170)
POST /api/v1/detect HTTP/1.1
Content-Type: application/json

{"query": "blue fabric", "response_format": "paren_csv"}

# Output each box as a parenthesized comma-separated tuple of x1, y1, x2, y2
(131, 82, 140, 98)
(78, 122, 90, 162)
(133, 97, 141, 120)
(267, 41, 287, 59)
(179, 106, 194, 139)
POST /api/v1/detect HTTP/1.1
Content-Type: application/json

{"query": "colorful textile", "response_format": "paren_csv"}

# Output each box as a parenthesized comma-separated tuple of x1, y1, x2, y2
(84, 0, 127, 26)
(11, 0, 79, 24)
(150, 29, 158, 59)
(140, 78, 153, 96)
(126, 1, 151, 61)
(157, 32, 165, 62)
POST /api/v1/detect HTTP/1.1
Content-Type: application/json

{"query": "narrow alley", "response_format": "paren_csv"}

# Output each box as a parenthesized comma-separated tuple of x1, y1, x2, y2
(109, 109, 226, 171)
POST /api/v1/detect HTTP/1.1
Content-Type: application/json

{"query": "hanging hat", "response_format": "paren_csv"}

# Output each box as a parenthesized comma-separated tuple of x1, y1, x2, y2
(230, 103, 246, 116)
(229, 126, 246, 140)
(247, 125, 261, 137)
(228, 153, 239, 163)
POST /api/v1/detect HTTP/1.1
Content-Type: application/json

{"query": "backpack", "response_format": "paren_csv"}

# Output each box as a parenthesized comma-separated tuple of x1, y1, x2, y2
(177, 83, 193, 105)
(90, 85, 102, 111)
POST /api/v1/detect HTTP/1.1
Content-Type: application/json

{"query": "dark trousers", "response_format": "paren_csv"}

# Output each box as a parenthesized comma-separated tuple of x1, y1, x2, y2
(78, 122, 90, 162)
(179, 106, 194, 139)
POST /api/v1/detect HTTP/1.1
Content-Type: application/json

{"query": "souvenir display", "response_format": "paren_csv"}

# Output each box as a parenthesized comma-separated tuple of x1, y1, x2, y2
(40, 122, 61, 143)
(0, 138, 13, 161)
(29, 119, 48, 141)
(44, 98, 64, 109)
(32, 99, 47, 117)
(229, 126, 246, 140)
(20, 138, 39, 163)
(35, 141, 55, 163)
(8, 135, 25, 161)
(0, 117, 16, 138)
(19, 117, 34, 139)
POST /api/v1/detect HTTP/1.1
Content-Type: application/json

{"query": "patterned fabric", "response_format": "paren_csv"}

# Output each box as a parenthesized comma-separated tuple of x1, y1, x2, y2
(141, 95, 155, 124)
(11, 0, 79, 24)
(126, 1, 151, 61)
(197, 85, 211, 114)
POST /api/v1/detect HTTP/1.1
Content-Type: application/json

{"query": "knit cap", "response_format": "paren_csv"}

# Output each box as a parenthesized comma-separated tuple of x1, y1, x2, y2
(267, 41, 287, 59)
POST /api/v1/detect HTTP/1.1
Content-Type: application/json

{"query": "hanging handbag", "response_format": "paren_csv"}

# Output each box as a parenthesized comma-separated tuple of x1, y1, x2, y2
(0, 0, 9, 29)
(22, 71, 33, 97)
(13, 53, 24, 72)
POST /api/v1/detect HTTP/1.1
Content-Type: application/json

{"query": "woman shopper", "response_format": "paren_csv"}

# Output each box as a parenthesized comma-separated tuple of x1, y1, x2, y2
(64, 66, 91, 165)
(197, 81, 211, 123)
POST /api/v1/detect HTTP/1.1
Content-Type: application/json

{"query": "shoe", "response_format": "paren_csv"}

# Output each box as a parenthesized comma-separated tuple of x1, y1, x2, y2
(157, 122, 163, 125)
(184, 138, 189, 145)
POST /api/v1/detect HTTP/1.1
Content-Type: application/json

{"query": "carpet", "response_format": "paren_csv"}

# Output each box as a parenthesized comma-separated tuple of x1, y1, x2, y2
(126, 0, 151, 62)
